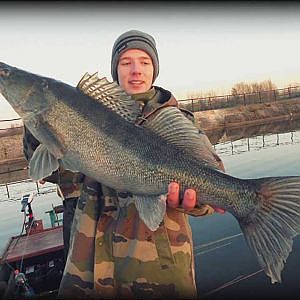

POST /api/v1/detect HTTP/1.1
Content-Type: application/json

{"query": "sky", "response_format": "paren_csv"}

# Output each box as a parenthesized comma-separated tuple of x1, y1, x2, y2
(1, 1, 300, 120)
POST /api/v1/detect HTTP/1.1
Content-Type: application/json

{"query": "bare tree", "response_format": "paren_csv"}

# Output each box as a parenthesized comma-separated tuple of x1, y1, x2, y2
(231, 80, 277, 94)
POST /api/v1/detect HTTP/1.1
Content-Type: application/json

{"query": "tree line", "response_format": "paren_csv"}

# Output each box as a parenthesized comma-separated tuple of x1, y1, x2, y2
(185, 80, 300, 99)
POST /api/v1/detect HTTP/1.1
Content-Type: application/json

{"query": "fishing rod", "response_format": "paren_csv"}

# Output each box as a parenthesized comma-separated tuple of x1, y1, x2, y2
(1, 192, 37, 298)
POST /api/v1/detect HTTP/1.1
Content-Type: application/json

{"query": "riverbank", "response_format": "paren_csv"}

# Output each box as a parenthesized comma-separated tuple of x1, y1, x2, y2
(0, 126, 23, 165)
(0, 157, 28, 184)
(194, 97, 300, 132)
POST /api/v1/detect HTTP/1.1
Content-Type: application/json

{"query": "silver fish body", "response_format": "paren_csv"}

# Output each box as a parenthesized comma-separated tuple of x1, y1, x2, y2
(0, 61, 299, 284)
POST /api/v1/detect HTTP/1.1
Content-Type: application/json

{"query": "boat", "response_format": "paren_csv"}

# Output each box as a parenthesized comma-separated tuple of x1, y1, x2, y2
(0, 192, 65, 299)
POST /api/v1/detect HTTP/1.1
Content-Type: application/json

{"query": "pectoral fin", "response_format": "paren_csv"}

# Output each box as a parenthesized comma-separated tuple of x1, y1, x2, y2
(29, 144, 60, 180)
(134, 195, 167, 231)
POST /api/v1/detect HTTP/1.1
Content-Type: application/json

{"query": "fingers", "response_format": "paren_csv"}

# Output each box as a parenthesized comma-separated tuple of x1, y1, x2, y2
(212, 206, 226, 214)
(39, 179, 46, 185)
(182, 189, 197, 210)
(167, 182, 226, 214)
(167, 182, 197, 210)
(167, 182, 180, 208)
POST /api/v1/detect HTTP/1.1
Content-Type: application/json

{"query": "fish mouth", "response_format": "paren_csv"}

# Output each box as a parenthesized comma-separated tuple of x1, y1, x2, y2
(0, 62, 35, 119)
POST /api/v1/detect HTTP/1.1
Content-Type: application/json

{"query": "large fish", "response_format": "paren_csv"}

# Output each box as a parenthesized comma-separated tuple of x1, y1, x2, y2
(0, 62, 299, 284)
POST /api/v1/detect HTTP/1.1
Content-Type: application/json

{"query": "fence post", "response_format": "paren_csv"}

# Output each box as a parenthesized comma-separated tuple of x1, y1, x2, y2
(273, 89, 276, 102)
(258, 91, 262, 103)
(5, 183, 10, 198)
(191, 99, 195, 112)
(36, 182, 40, 194)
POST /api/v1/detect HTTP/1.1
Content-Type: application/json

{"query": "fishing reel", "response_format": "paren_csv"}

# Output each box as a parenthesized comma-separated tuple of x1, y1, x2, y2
(20, 192, 34, 232)
(20, 192, 34, 213)
(14, 269, 35, 298)
(20, 192, 43, 235)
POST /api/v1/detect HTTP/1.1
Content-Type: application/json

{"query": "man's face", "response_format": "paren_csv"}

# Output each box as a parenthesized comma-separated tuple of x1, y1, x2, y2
(117, 49, 154, 95)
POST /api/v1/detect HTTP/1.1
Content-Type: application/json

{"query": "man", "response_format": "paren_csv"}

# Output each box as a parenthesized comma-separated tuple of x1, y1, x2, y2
(23, 127, 83, 261)
(59, 30, 225, 299)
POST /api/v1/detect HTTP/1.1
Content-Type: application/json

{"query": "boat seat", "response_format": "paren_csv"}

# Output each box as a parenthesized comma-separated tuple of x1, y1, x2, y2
(45, 204, 64, 228)
(53, 204, 64, 214)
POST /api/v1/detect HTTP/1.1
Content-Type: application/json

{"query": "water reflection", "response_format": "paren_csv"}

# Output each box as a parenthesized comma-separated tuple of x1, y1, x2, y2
(215, 130, 299, 157)
(206, 118, 300, 146)
(208, 119, 300, 157)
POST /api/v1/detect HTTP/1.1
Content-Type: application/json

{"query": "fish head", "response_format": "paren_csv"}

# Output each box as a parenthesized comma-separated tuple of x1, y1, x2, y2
(0, 62, 53, 120)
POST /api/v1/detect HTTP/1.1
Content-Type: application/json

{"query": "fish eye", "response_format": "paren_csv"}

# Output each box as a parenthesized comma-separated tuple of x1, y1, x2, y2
(0, 68, 10, 78)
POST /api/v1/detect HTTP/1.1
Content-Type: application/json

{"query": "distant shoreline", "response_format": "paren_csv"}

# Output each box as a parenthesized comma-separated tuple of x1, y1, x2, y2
(0, 157, 28, 184)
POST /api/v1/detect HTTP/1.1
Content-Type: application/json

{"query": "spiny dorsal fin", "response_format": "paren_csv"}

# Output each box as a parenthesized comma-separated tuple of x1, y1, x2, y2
(77, 72, 141, 123)
(143, 106, 222, 170)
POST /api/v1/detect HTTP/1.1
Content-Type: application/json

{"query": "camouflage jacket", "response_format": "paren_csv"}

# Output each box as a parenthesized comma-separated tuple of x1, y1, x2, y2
(58, 86, 224, 299)
(23, 126, 83, 199)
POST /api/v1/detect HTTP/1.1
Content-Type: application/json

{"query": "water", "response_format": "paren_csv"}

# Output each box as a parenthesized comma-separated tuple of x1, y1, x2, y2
(0, 123, 299, 298)
(191, 127, 300, 299)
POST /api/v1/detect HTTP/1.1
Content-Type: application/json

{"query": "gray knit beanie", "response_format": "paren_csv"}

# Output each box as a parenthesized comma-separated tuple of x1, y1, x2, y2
(111, 30, 159, 83)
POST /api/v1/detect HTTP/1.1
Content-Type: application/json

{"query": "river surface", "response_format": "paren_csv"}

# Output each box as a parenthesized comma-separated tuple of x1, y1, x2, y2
(0, 122, 299, 299)
(191, 125, 300, 299)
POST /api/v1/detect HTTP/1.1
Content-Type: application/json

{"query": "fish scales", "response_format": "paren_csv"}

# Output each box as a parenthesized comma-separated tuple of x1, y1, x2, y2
(46, 88, 254, 212)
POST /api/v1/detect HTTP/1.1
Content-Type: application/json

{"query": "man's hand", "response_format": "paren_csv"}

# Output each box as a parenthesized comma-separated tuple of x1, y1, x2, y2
(167, 182, 196, 210)
(39, 179, 46, 185)
(166, 182, 225, 214)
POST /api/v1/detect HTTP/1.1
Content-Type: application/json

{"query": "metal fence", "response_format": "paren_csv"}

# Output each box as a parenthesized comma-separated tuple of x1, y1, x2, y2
(0, 179, 57, 202)
(178, 86, 300, 112)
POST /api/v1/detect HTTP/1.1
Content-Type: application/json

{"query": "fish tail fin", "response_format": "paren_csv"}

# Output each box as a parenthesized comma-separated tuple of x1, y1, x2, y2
(239, 176, 300, 284)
